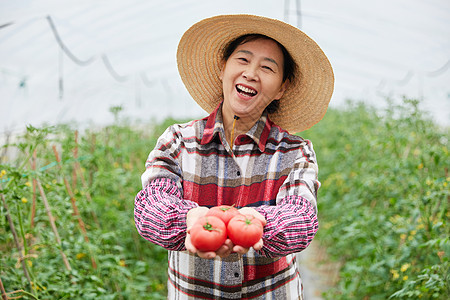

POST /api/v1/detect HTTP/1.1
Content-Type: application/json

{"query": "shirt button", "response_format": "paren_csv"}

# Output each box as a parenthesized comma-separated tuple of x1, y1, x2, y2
(237, 171, 241, 176)
(234, 272, 240, 278)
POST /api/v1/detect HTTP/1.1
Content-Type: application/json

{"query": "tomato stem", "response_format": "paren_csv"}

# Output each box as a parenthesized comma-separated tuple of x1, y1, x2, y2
(219, 204, 235, 212)
(203, 219, 221, 232)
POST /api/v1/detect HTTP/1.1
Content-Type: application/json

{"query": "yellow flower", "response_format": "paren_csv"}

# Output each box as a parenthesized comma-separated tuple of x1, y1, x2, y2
(391, 269, 399, 280)
(31, 281, 38, 291)
(25, 181, 32, 187)
(410, 230, 417, 236)
(417, 163, 424, 170)
(403, 275, 408, 281)
(27, 260, 33, 267)
(76, 253, 86, 260)
(21, 197, 28, 204)
(444, 182, 448, 188)
(0, 169, 6, 177)
(400, 233, 407, 240)
(401, 263, 410, 272)
(30, 281, 46, 291)
(119, 259, 126, 267)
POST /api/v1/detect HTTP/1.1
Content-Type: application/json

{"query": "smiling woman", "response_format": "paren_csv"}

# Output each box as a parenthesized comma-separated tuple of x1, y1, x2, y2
(134, 14, 334, 299)
(222, 34, 297, 117)
(220, 37, 288, 144)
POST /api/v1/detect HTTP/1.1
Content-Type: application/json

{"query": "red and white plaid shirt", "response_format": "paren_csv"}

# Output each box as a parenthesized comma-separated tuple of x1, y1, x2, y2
(134, 103, 319, 299)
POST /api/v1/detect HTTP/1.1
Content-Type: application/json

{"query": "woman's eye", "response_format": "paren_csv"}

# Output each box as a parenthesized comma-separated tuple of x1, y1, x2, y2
(262, 66, 274, 72)
(238, 57, 248, 63)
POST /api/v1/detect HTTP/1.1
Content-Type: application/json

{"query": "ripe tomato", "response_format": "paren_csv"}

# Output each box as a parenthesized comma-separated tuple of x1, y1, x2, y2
(206, 205, 241, 225)
(190, 216, 227, 252)
(227, 214, 264, 248)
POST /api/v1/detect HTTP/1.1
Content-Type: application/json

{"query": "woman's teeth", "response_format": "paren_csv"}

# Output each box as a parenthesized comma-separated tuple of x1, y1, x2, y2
(236, 84, 257, 96)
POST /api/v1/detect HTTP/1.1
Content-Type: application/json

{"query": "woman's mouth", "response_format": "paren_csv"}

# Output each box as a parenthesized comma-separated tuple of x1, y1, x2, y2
(236, 84, 257, 97)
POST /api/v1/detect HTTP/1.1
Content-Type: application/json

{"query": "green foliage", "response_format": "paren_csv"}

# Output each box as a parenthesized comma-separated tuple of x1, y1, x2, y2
(1, 99, 448, 299)
(1, 120, 169, 299)
(302, 98, 449, 299)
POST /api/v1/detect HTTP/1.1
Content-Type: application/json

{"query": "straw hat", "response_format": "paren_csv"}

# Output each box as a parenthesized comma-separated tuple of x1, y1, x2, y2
(177, 14, 334, 133)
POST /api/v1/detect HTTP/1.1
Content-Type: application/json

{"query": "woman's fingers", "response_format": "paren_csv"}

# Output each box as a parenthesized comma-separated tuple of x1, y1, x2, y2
(237, 207, 266, 225)
(216, 239, 234, 258)
(186, 206, 209, 228)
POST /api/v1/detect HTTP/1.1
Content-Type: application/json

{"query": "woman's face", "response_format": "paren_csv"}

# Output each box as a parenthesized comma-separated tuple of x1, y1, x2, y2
(220, 38, 286, 121)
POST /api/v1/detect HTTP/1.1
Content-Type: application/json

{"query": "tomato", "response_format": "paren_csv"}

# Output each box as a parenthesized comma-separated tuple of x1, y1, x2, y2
(227, 214, 264, 248)
(190, 216, 227, 252)
(206, 205, 241, 225)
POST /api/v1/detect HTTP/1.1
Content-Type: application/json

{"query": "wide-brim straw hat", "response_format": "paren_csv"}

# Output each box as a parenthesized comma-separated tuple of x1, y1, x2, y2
(177, 14, 334, 133)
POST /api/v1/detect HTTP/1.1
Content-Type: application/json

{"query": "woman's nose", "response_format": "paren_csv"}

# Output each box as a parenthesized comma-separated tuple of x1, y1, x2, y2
(242, 65, 258, 81)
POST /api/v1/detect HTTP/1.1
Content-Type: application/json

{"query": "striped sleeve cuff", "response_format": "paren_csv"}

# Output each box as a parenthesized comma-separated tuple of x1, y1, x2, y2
(134, 177, 198, 251)
(255, 196, 318, 257)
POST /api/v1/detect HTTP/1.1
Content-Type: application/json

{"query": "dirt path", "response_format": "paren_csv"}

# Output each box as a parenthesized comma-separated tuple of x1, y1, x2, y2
(297, 240, 341, 299)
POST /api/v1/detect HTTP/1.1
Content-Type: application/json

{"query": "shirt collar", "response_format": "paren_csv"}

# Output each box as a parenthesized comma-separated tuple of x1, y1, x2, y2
(201, 102, 272, 152)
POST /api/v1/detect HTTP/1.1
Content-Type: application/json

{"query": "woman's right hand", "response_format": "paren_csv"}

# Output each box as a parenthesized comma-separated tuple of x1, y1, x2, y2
(185, 207, 234, 259)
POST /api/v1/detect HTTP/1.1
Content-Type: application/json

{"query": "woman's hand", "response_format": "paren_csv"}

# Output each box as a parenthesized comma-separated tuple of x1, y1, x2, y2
(231, 207, 266, 255)
(185, 206, 266, 258)
(185, 207, 234, 259)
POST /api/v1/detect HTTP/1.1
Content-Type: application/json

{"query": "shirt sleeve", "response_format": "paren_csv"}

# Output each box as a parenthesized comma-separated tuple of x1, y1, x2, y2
(134, 126, 198, 251)
(134, 178, 198, 251)
(255, 139, 320, 257)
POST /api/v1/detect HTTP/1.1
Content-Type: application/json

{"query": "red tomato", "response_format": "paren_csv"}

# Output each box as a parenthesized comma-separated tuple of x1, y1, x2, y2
(190, 216, 227, 252)
(206, 205, 241, 225)
(227, 214, 264, 248)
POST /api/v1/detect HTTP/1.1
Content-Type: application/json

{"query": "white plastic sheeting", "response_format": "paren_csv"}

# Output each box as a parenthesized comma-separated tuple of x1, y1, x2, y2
(1, 0, 449, 134)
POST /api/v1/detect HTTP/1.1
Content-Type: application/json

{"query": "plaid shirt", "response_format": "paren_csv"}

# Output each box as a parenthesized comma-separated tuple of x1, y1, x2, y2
(134, 103, 319, 299)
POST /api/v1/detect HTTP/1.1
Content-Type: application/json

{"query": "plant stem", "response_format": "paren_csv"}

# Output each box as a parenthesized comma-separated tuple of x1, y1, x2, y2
(0, 189, 32, 287)
(0, 276, 8, 300)
(6, 289, 40, 299)
(52, 145, 97, 269)
(36, 179, 72, 271)
(16, 201, 28, 257)
(30, 149, 37, 228)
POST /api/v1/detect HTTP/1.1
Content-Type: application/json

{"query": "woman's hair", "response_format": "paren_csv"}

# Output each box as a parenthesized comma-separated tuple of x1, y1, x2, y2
(222, 34, 296, 114)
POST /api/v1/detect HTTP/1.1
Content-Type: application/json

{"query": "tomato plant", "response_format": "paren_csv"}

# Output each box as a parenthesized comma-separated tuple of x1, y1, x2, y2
(190, 216, 227, 252)
(206, 205, 241, 225)
(227, 214, 264, 248)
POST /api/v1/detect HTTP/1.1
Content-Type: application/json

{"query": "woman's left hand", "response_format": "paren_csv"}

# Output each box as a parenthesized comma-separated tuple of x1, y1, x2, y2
(185, 207, 235, 259)
(231, 207, 266, 254)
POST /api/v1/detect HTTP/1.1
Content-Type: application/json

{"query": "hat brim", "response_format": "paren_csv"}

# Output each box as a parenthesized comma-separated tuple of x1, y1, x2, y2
(177, 14, 334, 133)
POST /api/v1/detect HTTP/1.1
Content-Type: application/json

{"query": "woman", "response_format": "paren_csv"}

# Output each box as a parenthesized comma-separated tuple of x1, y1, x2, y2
(134, 14, 334, 299)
